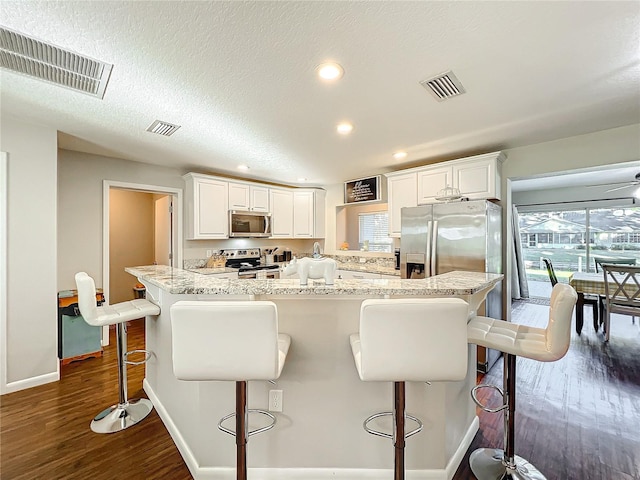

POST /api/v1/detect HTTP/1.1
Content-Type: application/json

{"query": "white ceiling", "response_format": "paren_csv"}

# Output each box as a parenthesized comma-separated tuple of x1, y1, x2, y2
(1, 1, 639, 187)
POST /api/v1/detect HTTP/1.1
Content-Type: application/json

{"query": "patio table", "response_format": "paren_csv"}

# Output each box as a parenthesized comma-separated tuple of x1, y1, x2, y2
(569, 272, 605, 334)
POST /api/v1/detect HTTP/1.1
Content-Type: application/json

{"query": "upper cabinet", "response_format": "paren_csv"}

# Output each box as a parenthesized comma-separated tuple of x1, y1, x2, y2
(417, 152, 504, 204)
(269, 188, 294, 238)
(417, 165, 453, 204)
(185, 173, 326, 240)
(386, 172, 418, 237)
(386, 151, 504, 237)
(249, 186, 270, 212)
(228, 182, 270, 212)
(293, 189, 326, 238)
(184, 173, 229, 240)
(228, 182, 249, 210)
(453, 156, 500, 200)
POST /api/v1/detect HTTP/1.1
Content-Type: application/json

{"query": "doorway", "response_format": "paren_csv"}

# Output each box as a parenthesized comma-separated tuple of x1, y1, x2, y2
(102, 181, 182, 345)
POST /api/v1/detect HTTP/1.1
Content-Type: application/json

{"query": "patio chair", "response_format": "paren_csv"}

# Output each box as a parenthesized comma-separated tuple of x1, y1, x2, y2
(594, 256, 636, 273)
(595, 257, 637, 327)
(543, 257, 600, 331)
(601, 263, 640, 341)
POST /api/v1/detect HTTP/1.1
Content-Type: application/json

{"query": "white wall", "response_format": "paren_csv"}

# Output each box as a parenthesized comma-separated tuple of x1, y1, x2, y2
(58, 150, 185, 291)
(502, 124, 640, 180)
(1, 114, 58, 393)
(501, 124, 640, 317)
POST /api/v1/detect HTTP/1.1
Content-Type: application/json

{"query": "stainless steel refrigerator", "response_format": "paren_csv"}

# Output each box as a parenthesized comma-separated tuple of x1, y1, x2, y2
(400, 199, 502, 372)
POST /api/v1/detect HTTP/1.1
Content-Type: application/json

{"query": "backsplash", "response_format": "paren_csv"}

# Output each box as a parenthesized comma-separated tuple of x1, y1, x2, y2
(184, 250, 396, 274)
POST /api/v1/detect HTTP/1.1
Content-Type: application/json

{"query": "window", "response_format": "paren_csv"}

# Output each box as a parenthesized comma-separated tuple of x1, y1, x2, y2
(518, 207, 640, 283)
(358, 212, 392, 252)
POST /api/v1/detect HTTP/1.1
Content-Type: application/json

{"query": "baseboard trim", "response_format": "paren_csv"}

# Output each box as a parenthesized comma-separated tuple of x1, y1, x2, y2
(144, 379, 478, 480)
(2, 370, 59, 395)
(445, 415, 479, 479)
(143, 379, 201, 479)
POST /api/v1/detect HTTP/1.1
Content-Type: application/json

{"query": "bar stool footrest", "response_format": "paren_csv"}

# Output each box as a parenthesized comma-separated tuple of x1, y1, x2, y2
(124, 349, 153, 365)
(363, 411, 423, 440)
(471, 384, 508, 413)
(218, 409, 276, 437)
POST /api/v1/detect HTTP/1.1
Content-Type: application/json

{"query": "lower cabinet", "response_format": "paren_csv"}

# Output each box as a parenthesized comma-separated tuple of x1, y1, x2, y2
(335, 270, 383, 280)
(211, 273, 239, 280)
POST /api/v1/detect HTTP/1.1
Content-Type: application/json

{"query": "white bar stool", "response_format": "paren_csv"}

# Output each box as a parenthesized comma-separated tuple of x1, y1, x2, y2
(75, 272, 160, 434)
(170, 301, 291, 480)
(349, 298, 470, 480)
(467, 283, 577, 480)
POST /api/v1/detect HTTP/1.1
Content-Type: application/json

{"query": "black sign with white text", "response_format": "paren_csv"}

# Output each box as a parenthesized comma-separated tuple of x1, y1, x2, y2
(344, 176, 380, 204)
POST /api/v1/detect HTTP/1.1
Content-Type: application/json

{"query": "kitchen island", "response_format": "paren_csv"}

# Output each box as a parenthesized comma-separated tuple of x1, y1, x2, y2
(126, 265, 502, 480)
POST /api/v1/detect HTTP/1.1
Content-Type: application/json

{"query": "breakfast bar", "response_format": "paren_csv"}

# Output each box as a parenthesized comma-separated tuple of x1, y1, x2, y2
(126, 265, 502, 480)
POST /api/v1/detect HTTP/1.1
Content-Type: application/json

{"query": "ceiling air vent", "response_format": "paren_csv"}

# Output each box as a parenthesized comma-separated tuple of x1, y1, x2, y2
(0, 26, 113, 99)
(420, 70, 466, 101)
(146, 120, 181, 137)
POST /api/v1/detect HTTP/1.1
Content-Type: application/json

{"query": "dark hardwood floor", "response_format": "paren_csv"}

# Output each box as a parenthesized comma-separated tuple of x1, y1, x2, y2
(0, 320, 192, 480)
(454, 301, 640, 480)
(1, 306, 639, 480)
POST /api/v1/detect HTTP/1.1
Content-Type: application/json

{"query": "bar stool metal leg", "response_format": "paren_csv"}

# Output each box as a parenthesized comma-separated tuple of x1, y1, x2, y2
(469, 354, 546, 480)
(90, 322, 153, 434)
(236, 381, 248, 480)
(394, 382, 405, 480)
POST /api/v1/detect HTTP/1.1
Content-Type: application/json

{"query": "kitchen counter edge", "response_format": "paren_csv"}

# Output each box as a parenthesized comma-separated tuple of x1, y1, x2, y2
(126, 265, 502, 296)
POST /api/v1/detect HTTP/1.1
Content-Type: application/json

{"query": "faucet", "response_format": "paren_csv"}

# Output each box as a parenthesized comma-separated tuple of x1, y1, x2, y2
(313, 242, 322, 258)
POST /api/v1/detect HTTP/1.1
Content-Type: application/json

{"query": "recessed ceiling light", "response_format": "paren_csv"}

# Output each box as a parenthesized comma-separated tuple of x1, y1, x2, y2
(237, 165, 250, 171)
(336, 122, 354, 135)
(393, 151, 408, 160)
(317, 62, 344, 81)
(297, 177, 307, 182)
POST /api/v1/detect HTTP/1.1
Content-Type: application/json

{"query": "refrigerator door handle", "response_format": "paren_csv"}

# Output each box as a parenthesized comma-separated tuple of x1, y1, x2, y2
(426, 220, 432, 277)
(431, 220, 438, 277)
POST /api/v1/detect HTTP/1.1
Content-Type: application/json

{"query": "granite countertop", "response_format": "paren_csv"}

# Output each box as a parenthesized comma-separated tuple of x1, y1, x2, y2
(336, 263, 399, 276)
(185, 267, 238, 275)
(126, 265, 502, 296)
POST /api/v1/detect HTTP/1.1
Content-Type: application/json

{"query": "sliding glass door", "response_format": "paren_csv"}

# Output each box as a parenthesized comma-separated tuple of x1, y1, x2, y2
(519, 207, 640, 285)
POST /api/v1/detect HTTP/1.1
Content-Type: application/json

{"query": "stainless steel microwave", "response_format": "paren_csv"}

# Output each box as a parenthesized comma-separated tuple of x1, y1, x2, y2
(229, 210, 272, 238)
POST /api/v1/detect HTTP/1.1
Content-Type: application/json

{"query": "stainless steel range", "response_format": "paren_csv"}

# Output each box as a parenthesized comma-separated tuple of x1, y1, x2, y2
(223, 248, 280, 279)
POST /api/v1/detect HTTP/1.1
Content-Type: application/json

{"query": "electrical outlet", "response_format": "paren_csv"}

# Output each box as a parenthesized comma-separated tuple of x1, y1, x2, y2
(206, 249, 212, 257)
(269, 389, 283, 412)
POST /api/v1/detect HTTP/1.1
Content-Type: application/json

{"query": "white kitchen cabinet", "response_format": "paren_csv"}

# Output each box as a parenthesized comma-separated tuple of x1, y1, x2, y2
(184, 173, 229, 239)
(250, 186, 270, 212)
(228, 182, 270, 212)
(386, 172, 417, 237)
(293, 189, 326, 238)
(453, 156, 500, 200)
(228, 182, 250, 210)
(210, 272, 238, 280)
(335, 269, 381, 280)
(417, 165, 453, 204)
(270, 188, 294, 238)
(416, 152, 504, 204)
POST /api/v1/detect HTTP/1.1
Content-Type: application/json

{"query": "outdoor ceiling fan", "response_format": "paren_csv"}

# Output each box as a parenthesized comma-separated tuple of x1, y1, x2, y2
(603, 172, 640, 193)
(587, 172, 640, 193)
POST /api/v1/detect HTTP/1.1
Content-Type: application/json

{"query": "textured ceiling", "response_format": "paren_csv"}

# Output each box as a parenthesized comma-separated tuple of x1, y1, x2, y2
(1, 1, 639, 187)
